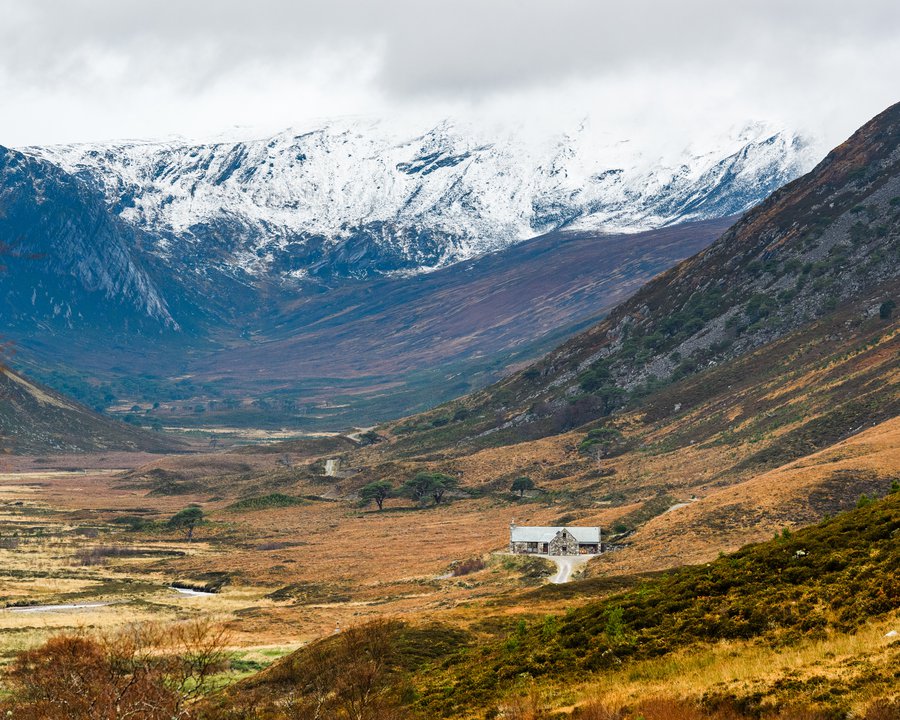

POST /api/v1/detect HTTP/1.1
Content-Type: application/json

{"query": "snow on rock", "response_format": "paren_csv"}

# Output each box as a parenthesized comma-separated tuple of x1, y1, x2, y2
(23, 117, 821, 280)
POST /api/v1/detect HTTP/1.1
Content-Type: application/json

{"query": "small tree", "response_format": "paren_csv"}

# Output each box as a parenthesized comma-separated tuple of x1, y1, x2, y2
(401, 472, 458, 506)
(511, 476, 535, 497)
(430, 474, 458, 504)
(168, 505, 204, 542)
(400, 472, 436, 503)
(360, 480, 393, 510)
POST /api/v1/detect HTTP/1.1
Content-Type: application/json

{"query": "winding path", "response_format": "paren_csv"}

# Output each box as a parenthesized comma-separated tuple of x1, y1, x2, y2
(547, 555, 591, 584)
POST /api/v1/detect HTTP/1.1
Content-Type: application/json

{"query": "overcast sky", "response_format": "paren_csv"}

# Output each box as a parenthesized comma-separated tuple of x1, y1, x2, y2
(1, 0, 898, 148)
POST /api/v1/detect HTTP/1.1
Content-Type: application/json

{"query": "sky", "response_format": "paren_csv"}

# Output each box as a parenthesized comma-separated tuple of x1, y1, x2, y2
(1, 0, 899, 148)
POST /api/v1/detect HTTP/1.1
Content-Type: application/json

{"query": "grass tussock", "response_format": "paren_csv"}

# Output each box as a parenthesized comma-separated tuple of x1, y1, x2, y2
(225, 493, 308, 511)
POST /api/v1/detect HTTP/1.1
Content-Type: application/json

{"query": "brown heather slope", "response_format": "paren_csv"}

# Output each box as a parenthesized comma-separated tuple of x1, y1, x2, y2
(0, 366, 181, 454)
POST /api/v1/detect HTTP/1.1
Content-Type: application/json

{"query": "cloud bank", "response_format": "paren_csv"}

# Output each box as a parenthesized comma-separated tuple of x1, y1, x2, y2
(1, 0, 898, 147)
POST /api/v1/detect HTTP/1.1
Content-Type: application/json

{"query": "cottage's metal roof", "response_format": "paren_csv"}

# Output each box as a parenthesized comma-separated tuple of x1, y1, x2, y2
(510, 526, 600, 543)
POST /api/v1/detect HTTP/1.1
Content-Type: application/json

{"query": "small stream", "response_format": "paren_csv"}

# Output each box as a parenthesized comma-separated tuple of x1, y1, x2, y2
(169, 586, 216, 597)
(7, 602, 111, 613)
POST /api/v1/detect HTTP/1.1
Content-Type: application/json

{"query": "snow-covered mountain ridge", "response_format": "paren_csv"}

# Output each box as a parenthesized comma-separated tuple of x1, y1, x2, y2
(24, 118, 820, 279)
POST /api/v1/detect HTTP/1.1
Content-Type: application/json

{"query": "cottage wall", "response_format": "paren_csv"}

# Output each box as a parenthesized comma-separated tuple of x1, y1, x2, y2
(548, 530, 577, 555)
(509, 526, 602, 556)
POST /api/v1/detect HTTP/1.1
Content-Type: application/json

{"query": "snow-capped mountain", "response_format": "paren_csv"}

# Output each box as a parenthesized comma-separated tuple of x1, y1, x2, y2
(25, 118, 819, 280)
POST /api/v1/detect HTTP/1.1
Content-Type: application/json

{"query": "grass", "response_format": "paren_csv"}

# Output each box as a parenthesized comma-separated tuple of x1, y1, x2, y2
(224, 493, 308, 511)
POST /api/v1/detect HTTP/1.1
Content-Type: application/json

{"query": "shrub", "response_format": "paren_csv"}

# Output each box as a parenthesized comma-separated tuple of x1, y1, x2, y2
(579, 426, 628, 457)
(453, 558, 486, 576)
(226, 493, 306, 512)
(0, 620, 229, 720)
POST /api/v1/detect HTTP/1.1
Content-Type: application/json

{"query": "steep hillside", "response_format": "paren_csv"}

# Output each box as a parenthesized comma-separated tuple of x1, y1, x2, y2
(394, 101, 900, 451)
(0, 365, 180, 454)
(0, 146, 175, 333)
(421, 490, 900, 715)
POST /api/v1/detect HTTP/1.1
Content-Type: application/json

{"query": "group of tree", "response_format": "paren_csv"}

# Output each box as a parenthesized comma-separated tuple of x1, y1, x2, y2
(359, 472, 540, 510)
(359, 472, 460, 511)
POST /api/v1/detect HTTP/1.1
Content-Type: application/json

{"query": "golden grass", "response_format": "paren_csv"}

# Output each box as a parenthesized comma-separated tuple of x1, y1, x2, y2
(554, 616, 900, 717)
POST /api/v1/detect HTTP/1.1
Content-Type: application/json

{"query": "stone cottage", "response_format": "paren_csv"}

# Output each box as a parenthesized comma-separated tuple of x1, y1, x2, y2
(509, 524, 601, 555)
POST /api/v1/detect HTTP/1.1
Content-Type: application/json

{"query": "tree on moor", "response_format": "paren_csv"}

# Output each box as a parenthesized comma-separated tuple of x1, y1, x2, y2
(511, 476, 535, 497)
(401, 472, 459, 506)
(360, 480, 394, 510)
(429, 474, 459, 504)
(168, 505, 204, 542)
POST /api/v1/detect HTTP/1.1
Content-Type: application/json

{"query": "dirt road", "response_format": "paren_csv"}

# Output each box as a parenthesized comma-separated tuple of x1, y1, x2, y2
(548, 555, 591, 584)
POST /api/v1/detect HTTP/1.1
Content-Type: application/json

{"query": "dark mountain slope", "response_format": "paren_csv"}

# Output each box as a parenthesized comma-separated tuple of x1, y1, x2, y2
(0, 146, 176, 333)
(393, 101, 900, 451)
(190, 219, 731, 381)
(7, 212, 728, 431)
(0, 365, 180, 454)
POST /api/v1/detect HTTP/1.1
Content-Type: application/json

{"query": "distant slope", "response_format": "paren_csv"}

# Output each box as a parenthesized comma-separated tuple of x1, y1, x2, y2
(7, 217, 730, 431)
(189, 219, 733, 383)
(0, 366, 180, 454)
(393, 101, 900, 451)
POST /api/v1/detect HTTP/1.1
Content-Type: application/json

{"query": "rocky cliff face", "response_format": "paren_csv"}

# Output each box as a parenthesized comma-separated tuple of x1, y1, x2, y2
(0, 146, 174, 332)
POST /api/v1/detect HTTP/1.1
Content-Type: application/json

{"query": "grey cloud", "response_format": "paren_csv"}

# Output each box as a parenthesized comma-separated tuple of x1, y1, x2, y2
(0, 0, 898, 145)
(4, 0, 899, 96)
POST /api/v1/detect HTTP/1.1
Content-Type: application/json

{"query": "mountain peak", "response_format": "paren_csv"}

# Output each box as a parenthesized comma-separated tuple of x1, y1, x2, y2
(21, 117, 820, 283)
